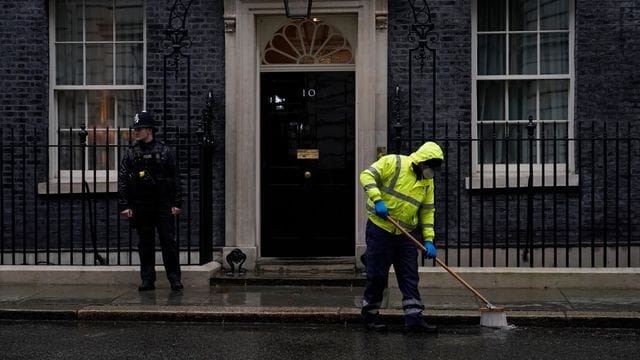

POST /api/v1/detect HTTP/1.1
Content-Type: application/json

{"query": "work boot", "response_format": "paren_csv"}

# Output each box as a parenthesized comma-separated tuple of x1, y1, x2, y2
(364, 319, 388, 332)
(405, 319, 437, 333)
(138, 280, 155, 291)
(170, 280, 184, 291)
(362, 311, 387, 332)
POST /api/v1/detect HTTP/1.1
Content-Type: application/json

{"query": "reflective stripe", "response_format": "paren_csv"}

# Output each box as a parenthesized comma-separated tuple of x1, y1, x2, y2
(372, 155, 424, 209)
(397, 219, 416, 230)
(387, 155, 402, 190)
(420, 224, 434, 229)
(421, 203, 435, 210)
(402, 299, 425, 316)
(367, 167, 381, 182)
(402, 299, 423, 307)
(404, 308, 423, 315)
(385, 188, 422, 207)
(363, 299, 382, 307)
(363, 183, 378, 192)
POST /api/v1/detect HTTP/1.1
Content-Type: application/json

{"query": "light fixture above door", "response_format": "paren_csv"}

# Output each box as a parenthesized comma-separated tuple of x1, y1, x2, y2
(283, 0, 312, 19)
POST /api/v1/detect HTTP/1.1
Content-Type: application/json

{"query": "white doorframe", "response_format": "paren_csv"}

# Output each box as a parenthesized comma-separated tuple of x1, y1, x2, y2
(223, 0, 388, 269)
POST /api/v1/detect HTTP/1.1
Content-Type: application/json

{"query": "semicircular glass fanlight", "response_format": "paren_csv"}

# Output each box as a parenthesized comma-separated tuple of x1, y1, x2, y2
(262, 19, 354, 65)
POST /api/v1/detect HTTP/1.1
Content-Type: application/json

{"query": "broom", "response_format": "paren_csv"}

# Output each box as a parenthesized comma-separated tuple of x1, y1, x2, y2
(386, 216, 509, 328)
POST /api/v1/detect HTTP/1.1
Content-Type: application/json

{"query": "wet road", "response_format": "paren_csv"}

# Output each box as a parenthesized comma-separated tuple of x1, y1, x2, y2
(1, 321, 639, 360)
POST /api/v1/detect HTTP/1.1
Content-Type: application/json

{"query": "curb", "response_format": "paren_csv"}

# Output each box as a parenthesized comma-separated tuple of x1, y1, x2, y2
(2, 306, 639, 328)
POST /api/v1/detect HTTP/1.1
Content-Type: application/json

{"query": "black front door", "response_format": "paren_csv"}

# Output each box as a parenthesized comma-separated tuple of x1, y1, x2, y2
(261, 72, 355, 257)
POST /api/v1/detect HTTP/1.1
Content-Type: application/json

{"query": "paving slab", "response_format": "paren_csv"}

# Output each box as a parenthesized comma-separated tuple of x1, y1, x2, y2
(0, 282, 639, 327)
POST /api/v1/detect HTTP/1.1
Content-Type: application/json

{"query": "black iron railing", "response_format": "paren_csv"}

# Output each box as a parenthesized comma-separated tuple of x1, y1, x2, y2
(0, 124, 206, 266)
(1, 122, 639, 267)
(413, 121, 639, 268)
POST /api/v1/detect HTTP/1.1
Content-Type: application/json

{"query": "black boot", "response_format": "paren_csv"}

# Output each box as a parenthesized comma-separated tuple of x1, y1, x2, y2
(405, 319, 437, 333)
(170, 280, 184, 291)
(362, 311, 387, 332)
(138, 280, 155, 291)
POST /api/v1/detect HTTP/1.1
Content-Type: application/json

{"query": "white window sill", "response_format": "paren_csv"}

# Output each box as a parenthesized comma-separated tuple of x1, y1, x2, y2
(38, 180, 118, 195)
(465, 173, 579, 190)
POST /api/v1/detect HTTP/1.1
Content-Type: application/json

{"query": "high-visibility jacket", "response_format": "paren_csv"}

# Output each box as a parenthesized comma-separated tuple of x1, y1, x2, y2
(360, 142, 444, 242)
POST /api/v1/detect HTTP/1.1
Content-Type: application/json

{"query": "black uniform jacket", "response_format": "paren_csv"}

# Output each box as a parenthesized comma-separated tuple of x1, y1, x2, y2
(118, 139, 182, 211)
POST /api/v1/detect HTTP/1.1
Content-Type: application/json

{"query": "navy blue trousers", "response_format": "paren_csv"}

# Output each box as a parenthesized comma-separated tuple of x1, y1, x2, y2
(362, 220, 425, 325)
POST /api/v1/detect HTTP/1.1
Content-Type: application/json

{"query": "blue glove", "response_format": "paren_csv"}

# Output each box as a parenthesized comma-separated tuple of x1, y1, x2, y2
(374, 200, 388, 219)
(423, 241, 437, 259)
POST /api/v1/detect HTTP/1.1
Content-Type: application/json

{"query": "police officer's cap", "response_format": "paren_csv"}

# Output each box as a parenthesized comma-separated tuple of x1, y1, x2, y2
(132, 111, 156, 130)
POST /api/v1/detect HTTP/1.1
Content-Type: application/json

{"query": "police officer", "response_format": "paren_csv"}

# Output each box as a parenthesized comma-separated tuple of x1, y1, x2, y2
(119, 111, 184, 291)
(359, 141, 444, 333)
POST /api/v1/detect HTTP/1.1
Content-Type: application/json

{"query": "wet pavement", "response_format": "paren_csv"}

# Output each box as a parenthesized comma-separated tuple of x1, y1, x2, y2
(1, 321, 639, 360)
(1, 282, 640, 327)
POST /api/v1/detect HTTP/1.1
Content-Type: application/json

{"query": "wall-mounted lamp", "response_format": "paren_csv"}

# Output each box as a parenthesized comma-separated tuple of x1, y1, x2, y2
(283, 0, 312, 19)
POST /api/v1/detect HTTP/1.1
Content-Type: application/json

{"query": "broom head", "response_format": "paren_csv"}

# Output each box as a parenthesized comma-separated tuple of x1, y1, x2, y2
(479, 306, 508, 328)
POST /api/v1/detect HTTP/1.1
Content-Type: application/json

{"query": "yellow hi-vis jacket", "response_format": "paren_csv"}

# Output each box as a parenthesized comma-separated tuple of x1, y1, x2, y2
(359, 142, 444, 242)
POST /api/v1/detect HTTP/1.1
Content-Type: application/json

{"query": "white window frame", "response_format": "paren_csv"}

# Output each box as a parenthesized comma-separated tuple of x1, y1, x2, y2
(47, 0, 146, 188)
(470, 0, 576, 188)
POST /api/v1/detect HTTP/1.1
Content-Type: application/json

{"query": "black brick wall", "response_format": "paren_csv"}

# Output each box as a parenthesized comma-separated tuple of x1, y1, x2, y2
(387, 0, 640, 263)
(145, 0, 226, 248)
(0, 0, 49, 128)
(1, 0, 226, 264)
(575, 0, 640, 128)
(2, 0, 639, 265)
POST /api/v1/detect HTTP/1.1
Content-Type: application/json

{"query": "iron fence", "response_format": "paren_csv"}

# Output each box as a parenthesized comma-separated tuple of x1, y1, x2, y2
(414, 120, 640, 268)
(1, 121, 639, 267)
(0, 124, 206, 266)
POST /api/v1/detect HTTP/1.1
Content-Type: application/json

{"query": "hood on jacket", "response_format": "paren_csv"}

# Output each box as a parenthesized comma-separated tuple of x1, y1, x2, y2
(409, 141, 444, 164)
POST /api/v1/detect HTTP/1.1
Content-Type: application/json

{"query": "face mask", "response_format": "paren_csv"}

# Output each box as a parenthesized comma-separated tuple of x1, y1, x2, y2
(421, 165, 434, 179)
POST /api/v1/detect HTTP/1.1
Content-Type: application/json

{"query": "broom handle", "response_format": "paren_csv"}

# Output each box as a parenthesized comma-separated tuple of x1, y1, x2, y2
(386, 216, 492, 306)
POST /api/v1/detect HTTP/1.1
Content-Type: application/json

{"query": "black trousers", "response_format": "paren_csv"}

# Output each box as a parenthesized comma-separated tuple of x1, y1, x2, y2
(134, 205, 181, 283)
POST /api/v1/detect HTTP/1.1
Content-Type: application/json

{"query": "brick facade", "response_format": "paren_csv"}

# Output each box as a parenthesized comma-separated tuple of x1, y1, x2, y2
(1, 0, 639, 265)
(145, 0, 226, 247)
(387, 0, 640, 264)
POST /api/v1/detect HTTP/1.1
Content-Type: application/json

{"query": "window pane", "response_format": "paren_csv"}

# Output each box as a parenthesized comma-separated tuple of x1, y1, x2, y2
(509, 33, 537, 74)
(116, 44, 143, 85)
(87, 90, 115, 128)
(86, 0, 114, 41)
(56, 0, 83, 41)
(478, 124, 506, 164)
(88, 130, 116, 170)
(509, 0, 537, 31)
(541, 0, 568, 30)
(542, 123, 567, 163)
(478, 125, 540, 165)
(539, 80, 568, 120)
(478, 35, 505, 75)
(56, 44, 84, 85)
(86, 44, 114, 84)
(507, 124, 536, 164)
(115, 0, 144, 41)
(509, 80, 536, 121)
(57, 91, 85, 129)
(116, 91, 144, 129)
(477, 81, 505, 121)
(58, 131, 85, 170)
(541, 33, 568, 74)
(478, 0, 505, 31)
(119, 129, 133, 146)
